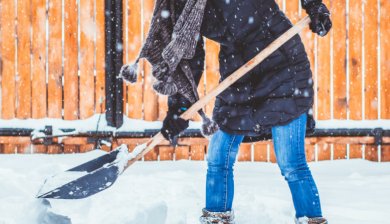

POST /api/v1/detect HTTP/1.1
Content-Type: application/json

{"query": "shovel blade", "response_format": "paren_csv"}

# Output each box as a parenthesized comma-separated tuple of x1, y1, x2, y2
(37, 149, 123, 199)
(37, 164, 120, 199)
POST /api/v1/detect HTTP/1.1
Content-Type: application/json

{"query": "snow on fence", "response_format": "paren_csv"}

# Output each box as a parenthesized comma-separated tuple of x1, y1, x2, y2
(0, 0, 389, 162)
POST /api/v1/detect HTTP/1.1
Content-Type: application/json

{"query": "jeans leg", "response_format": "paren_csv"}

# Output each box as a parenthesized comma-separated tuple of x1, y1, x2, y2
(205, 130, 244, 212)
(272, 113, 323, 218)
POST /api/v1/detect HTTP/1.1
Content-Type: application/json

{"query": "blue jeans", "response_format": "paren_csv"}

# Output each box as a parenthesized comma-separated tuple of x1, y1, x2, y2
(205, 113, 322, 218)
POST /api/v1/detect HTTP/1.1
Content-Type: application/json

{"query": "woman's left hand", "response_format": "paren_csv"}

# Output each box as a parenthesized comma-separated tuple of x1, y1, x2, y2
(306, 3, 332, 37)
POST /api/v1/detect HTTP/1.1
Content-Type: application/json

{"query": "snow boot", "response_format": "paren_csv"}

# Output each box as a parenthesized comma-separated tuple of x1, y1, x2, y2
(199, 209, 235, 224)
(295, 216, 328, 224)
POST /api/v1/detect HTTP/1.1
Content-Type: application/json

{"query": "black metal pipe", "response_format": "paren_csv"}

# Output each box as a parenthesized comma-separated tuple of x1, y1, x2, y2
(1, 127, 389, 138)
(105, 0, 116, 127)
(114, 0, 124, 128)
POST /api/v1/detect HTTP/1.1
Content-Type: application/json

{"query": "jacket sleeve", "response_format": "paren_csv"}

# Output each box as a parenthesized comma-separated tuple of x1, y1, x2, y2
(167, 37, 205, 112)
(300, 0, 322, 9)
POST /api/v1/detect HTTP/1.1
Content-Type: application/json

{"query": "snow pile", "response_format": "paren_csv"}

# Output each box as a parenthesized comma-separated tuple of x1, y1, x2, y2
(0, 152, 389, 224)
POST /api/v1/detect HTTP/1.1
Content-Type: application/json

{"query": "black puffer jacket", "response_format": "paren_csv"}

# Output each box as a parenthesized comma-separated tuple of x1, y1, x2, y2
(170, 0, 315, 142)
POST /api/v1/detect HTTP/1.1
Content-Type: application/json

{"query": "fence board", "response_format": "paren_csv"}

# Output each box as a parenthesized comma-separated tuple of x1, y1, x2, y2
(31, 0, 47, 118)
(96, 0, 105, 113)
(382, 146, 390, 162)
(125, 0, 143, 119)
(306, 144, 315, 162)
(380, 0, 390, 118)
(348, 0, 363, 120)
(176, 146, 190, 160)
(285, 0, 300, 24)
(238, 143, 251, 161)
(0, 0, 16, 119)
(205, 39, 220, 117)
(64, 0, 79, 120)
(349, 144, 363, 159)
(332, 0, 348, 119)
(299, 11, 315, 118)
(159, 146, 174, 161)
(364, 0, 379, 119)
(254, 142, 268, 162)
(316, 0, 331, 120)
(143, 0, 158, 121)
(365, 145, 378, 161)
(48, 0, 62, 118)
(333, 144, 347, 160)
(190, 145, 205, 161)
(317, 143, 331, 161)
(16, 0, 32, 119)
(269, 142, 276, 163)
(79, 0, 95, 119)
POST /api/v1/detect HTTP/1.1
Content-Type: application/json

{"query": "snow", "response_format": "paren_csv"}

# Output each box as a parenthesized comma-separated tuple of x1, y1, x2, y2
(0, 114, 202, 134)
(0, 152, 389, 224)
(37, 171, 88, 198)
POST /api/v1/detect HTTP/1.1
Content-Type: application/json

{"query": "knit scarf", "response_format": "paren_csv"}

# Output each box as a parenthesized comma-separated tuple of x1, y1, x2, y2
(119, 0, 218, 136)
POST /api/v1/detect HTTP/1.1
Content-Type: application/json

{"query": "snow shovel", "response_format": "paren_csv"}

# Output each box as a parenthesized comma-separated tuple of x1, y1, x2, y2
(37, 16, 311, 199)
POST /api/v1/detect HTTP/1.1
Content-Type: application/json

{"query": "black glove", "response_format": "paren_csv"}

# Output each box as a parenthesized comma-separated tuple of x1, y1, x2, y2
(304, 2, 332, 37)
(161, 107, 189, 146)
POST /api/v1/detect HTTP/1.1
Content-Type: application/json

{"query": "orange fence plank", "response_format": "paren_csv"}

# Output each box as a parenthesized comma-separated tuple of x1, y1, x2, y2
(31, 0, 47, 118)
(176, 146, 190, 160)
(285, 0, 300, 23)
(48, 0, 62, 118)
(348, 0, 363, 120)
(158, 96, 168, 121)
(332, 0, 348, 119)
(143, 0, 158, 121)
(63, 145, 79, 154)
(96, 0, 106, 113)
(380, 0, 390, 119)
(191, 145, 206, 161)
(364, 0, 379, 119)
(349, 144, 362, 159)
(47, 145, 62, 154)
(316, 0, 331, 120)
(365, 145, 378, 161)
(159, 146, 174, 161)
(299, 12, 315, 118)
(317, 143, 331, 161)
(64, 0, 79, 120)
(125, 0, 143, 119)
(269, 142, 276, 163)
(254, 142, 268, 162)
(205, 39, 220, 117)
(2, 144, 16, 154)
(0, 0, 16, 119)
(16, 0, 32, 119)
(238, 143, 252, 161)
(381, 146, 390, 162)
(79, 0, 95, 119)
(306, 144, 315, 162)
(333, 144, 347, 160)
(144, 147, 159, 161)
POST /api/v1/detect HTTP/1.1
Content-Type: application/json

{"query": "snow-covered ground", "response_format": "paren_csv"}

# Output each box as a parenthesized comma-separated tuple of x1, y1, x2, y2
(0, 151, 389, 224)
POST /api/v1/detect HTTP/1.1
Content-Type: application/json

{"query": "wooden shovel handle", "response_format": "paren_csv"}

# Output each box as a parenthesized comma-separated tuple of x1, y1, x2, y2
(126, 16, 311, 167)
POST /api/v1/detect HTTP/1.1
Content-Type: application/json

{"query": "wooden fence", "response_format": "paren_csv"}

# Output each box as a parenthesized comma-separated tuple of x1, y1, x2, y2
(0, 0, 389, 162)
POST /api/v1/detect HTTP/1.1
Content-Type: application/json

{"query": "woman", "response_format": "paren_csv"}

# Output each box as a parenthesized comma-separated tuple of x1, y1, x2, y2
(160, 0, 332, 223)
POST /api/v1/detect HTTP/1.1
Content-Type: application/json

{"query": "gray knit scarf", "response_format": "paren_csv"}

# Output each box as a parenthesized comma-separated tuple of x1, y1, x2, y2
(119, 0, 218, 136)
